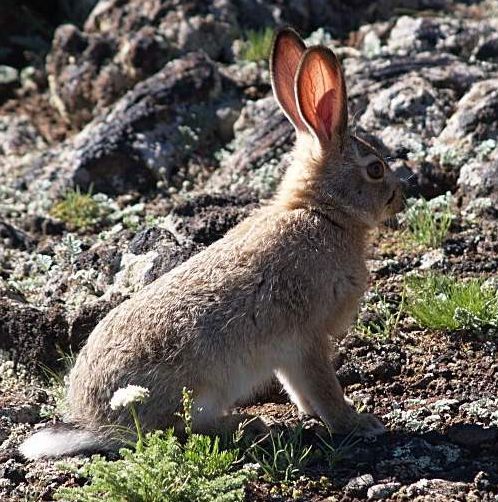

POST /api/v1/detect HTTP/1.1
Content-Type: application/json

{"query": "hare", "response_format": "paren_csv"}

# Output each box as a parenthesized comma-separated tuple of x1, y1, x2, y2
(20, 28, 404, 460)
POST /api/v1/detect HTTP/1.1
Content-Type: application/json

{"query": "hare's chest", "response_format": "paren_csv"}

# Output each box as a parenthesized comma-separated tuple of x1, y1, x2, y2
(317, 267, 367, 338)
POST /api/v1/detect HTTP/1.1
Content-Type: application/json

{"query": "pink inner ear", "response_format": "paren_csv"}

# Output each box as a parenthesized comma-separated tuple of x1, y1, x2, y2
(316, 89, 336, 140)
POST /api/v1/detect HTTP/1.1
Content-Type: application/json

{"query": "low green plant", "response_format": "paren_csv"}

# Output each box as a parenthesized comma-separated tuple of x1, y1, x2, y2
(51, 187, 104, 230)
(244, 423, 313, 483)
(38, 349, 75, 419)
(356, 290, 404, 339)
(405, 274, 498, 330)
(402, 193, 453, 248)
(56, 389, 253, 501)
(239, 27, 274, 62)
(316, 431, 361, 469)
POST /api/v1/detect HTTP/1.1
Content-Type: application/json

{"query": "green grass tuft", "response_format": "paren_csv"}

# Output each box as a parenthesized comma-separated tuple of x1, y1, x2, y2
(405, 274, 498, 330)
(245, 423, 313, 483)
(402, 194, 453, 248)
(50, 187, 103, 230)
(239, 28, 274, 62)
(356, 290, 404, 340)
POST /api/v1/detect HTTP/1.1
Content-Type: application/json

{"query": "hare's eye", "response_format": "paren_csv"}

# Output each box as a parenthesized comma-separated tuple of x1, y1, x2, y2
(366, 161, 384, 180)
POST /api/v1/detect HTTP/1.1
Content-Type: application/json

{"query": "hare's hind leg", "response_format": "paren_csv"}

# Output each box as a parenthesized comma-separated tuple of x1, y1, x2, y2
(276, 346, 385, 436)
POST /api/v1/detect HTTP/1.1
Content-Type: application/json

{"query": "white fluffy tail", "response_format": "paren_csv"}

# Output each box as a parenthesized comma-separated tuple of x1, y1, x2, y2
(19, 425, 108, 460)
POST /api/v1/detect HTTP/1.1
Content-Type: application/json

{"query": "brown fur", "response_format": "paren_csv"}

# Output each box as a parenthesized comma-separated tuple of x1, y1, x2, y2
(21, 28, 405, 459)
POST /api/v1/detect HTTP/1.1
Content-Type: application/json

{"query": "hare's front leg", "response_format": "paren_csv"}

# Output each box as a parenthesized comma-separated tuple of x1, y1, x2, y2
(275, 346, 385, 436)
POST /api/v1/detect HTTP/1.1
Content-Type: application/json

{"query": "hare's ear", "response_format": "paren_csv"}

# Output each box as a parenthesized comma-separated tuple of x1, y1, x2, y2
(270, 27, 307, 133)
(295, 46, 348, 148)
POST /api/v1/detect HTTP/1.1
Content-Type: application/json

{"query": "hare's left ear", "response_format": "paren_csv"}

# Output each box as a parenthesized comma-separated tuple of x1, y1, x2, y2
(295, 46, 348, 148)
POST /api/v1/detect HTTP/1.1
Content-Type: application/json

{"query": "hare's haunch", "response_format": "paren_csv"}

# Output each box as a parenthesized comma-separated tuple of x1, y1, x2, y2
(20, 28, 404, 460)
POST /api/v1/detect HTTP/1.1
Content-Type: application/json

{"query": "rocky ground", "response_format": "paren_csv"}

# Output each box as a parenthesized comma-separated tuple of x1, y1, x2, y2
(0, 0, 498, 500)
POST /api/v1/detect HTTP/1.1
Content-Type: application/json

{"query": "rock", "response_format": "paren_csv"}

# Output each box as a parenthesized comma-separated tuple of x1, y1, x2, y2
(0, 297, 69, 372)
(419, 249, 445, 270)
(0, 459, 25, 484)
(388, 16, 443, 55)
(0, 221, 36, 251)
(74, 243, 122, 281)
(207, 96, 294, 198)
(106, 192, 257, 295)
(475, 36, 498, 63)
(30, 52, 222, 196)
(46, 23, 173, 126)
(387, 15, 487, 59)
(0, 115, 45, 157)
(46, 24, 128, 127)
(360, 75, 443, 136)
(126, 228, 200, 287)
(337, 339, 404, 385)
(0, 66, 19, 103)
(85, 0, 237, 60)
(344, 474, 375, 497)
(0, 404, 40, 425)
(458, 156, 498, 201)
(404, 478, 469, 498)
(23, 216, 65, 236)
(336, 363, 365, 386)
(128, 227, 177, 255)
(439, 80, 498, 145)
(377, 438, 461, 478)
(423, 59, 485, 96)
(215, 105, 240, 143)
(448, 424, 498, 449)
(170, 193, 258, 245)
(473, 471, 491, 491)
(67, 294, 126, 348)
(367, 482, 401, 500)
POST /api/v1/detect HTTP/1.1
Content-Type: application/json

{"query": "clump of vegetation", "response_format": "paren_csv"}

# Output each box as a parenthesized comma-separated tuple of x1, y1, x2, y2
(356, 290, 403, 339)
(245, 423, 313, 483)
(239, 27, 274, 62)
(402, 193, 453, 248)
(51, 187, 104, 231)
(56, 388, 253, 501)
(476, 138, 497, 161)
(404, 274, 498, 330)
(39, 350, 75, 419)
(244, 422, 355, 486)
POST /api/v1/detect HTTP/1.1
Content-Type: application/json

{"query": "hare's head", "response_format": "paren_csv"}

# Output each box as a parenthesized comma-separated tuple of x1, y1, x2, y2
(270, 28, 404, 229)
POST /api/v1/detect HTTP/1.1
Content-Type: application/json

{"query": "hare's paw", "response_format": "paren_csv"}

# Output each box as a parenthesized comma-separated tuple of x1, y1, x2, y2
(352, 413, 386, 437)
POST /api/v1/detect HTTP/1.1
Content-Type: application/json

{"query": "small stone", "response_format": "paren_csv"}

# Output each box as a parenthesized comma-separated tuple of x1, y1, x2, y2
(0, 65, 19, 101)
(0, 478, 12, 489)
(344, 474, 374, 497)
(405, 478, 468, 498)
(0, 459, 25, 484)
(475, 36, 498, 63)
(474, 471, 490, 491)
(448, 423, 498, 449)
(1, 404, 41, 424)
(367, 482, 401, 500)
(419, 249, 445, 270)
